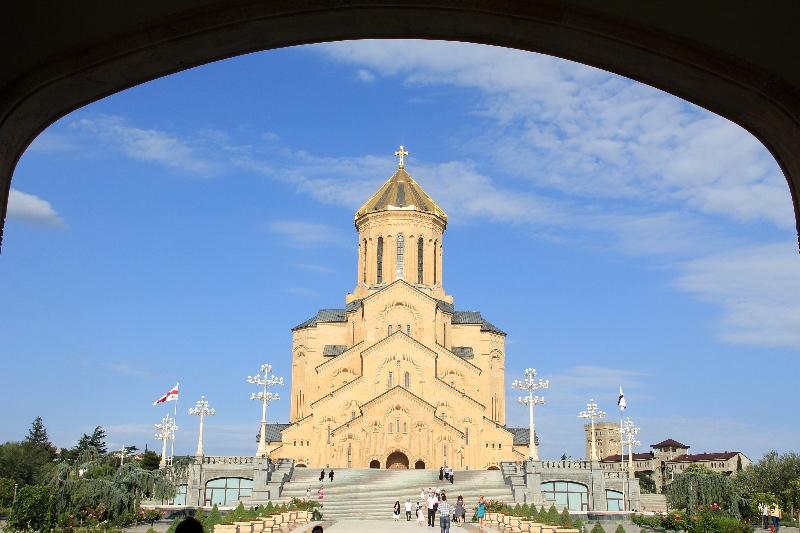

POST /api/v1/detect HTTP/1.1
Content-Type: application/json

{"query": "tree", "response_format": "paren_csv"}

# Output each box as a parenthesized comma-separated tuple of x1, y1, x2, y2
(7, 485, 56, 532)
(667, 472, 740, 518)
(77, 427, 108, 455)
(590, 522, 606, 533)
(784, 479, 800, 526)
(0, 441, 55, 486)
(636, 471, 657, 494)
(733, 451, 800, 520)
(685, 464, 713, 474)
(25, 417, 51, 448)
(140, 450, 161, 471)
(0, 477, 15, 509)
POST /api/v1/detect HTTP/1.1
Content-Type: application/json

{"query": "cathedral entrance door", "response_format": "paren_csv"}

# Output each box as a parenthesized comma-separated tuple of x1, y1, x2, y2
(386, 451, 410, 469)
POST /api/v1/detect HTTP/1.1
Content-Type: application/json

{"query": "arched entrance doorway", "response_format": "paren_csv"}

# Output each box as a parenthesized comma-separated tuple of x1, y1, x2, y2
(415, 460, 425, 469)
(488, 466, 500, 470)
(387, 451, 410, 469)
(369, 460, 380, 469)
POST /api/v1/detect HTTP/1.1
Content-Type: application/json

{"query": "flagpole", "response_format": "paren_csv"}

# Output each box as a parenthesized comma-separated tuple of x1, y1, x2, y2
(171, 382, 178, 463)
(621, 411, 625, 511)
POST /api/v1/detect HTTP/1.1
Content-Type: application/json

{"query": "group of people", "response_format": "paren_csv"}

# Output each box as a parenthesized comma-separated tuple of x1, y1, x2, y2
(393, 489, 486, 533)
(438, 466, 455, 484)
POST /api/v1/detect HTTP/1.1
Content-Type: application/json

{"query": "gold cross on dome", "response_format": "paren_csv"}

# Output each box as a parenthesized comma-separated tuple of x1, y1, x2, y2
(394, 145, 409, 169)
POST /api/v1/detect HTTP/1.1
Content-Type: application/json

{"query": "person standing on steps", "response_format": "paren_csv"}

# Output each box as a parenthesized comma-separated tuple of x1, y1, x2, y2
(319, 469, 325, 482)
(406, 499, 413, 521)
(417, 503, 425, 527)
(437, 493, 453, 533)
(329, 469, 334, 482)
(393, 501, 401, 521)
(318, 485, 324, 500)
(475, 495, 486, 531)
(427, 491, 437, 527)
(306, 486, 311, 499)
(454, 496, 464, 527)
(449, 470, 454, 484)
(421, 488, 425, 500)
(439, 466, 444, 481)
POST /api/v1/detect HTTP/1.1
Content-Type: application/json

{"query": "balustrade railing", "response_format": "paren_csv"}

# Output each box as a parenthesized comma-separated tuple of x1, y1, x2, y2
(202, 456, 255, 465)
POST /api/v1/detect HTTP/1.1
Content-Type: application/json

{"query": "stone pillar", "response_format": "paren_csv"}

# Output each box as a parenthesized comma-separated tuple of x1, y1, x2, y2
(525, 460, 543, 506)
(590, 462, 605, 511)
(627, 470, 642, 512)
(186, 459, 203, 507)
(248, 456, 272, 503)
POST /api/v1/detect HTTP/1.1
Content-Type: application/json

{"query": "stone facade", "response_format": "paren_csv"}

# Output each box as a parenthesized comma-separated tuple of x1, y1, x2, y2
(585, 422, 622, 461)
(276, 165, 529, 469)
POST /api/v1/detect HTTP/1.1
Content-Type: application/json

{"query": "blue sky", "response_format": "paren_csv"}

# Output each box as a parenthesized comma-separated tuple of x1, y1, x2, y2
(2, 40, 798, 462)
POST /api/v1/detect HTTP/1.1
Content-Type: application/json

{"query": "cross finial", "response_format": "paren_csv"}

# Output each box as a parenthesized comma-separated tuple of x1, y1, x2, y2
(394, 145, 409, 169)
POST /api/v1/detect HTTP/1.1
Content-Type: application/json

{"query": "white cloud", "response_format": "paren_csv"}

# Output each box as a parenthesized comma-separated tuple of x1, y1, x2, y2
(7, 188, 66, 227)
(285, 287, 319, 298)
(70, 115, 221, 177)
(357, 69, 375, 82)
(265, 220, 344, 245)
(291, 263, 335, 273)
(675, 243, 800, 347)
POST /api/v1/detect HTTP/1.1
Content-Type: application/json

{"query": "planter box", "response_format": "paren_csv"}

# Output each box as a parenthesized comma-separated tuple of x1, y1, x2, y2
(557, 529, 580, 533)
(260, 517, 275, 528)
(541, 526, 556, 533)
(528, 524, 544, 533)
(519, 520, 534, 532)
(234, 521, 253, 533)
(508, 516, 522, 530)
(249, 520, 264, 533)
(213, 525, 238, 533)
(487, 512, 498, 523)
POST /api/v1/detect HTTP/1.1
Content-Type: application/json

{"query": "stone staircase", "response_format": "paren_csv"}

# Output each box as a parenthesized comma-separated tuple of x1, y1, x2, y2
(639, 494, 668, 512)
(277, 468, 515, 520)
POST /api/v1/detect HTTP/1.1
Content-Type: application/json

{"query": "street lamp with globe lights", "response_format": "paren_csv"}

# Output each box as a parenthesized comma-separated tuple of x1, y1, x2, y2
(511, 368, 548, 460)
(579, 399, 606, 461)
(154, 413, 177, 466)
(248, 364, 283, 457)
(622, 416, 641, 511)
(188, 396, 215, 457)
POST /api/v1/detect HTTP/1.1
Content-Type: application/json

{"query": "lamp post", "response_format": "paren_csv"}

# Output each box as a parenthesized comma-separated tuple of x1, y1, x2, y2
(189, 396, 216, 457)
(154, 413, 177, 466)
(579, 399, 606, 461)
(511, 368, 548, 460)
(248, 364, 283, 457)
(622, 417, 641, 511)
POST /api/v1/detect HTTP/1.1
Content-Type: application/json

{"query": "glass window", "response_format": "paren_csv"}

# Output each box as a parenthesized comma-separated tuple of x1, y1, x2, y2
(433, 240, 438, 283)
(465, 427, 469, 445)
(362, 239, 367, 282)
(377, 237, 383, 284)
(388, 371, 393, 388)
(403, 423, 407, 433)
(540, 481, 588, 511)
(327, 426, 330, 444)
(606, 490, 623, 511)
(406, 324, 410, 335)
(204, 478, 253, 506)
(404, 372, 410, 388)
(397, 235, 404, 279)
(161, 484, 187, 505)
(389, 423, 393, 433)
(388, 325, 392, 336)
(417, 237, 424, 283)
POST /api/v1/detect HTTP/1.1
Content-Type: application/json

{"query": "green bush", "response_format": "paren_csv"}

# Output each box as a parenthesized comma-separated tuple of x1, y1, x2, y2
(547, 505, 559, 525)
(203, 505, 222, 533)
(573, 518, 585, 531)
(615, 525, 626, 533)
(558, 508, 573, 528)
(166, 517, 181, 533)
(590, 522, 606, 533)
(7, 484, 56, 532)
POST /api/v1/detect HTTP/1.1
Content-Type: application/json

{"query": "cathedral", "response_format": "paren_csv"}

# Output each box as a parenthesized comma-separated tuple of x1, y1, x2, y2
(273, 150, 531, 469)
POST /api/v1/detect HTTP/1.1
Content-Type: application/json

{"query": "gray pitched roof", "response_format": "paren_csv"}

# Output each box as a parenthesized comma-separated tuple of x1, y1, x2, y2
(293, 300, 363, 331)
(323, 345, 348, 357)
(258, 423, 292, 442)
(506, 427, 539, 446)
(452, 346, 474, 359)
(452, 311, 506, 335)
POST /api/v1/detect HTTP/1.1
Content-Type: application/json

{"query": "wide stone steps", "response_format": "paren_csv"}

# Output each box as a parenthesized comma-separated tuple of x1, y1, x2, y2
(276, 468, 514, 520)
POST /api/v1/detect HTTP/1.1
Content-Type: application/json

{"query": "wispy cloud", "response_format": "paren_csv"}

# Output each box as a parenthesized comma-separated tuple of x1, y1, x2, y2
(285, 287, 319, 298)
(265, 220, 345, 246)
(7, 189, 66, 227)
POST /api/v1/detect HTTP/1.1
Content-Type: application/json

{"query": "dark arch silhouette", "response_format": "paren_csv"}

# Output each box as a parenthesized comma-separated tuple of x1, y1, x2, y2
(487, 466, 500, 470)
(2, 2, 800, 252)
(387, 451, 410, 469)
(369, 459, 380, 469)
(414, 460, 425, 469)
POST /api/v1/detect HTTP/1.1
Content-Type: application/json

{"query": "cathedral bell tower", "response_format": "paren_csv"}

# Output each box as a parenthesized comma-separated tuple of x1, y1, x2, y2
(349, 146, 450, 303)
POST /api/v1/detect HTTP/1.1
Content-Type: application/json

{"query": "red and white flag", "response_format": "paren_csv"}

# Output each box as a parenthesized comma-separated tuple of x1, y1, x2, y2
(153, 383, 179, 405)
(618, 386, 627, 410)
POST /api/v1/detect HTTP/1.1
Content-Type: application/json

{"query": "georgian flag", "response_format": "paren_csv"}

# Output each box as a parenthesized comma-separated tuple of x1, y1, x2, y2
(153, 383, 179, 405)
(618, 386, 627, 410)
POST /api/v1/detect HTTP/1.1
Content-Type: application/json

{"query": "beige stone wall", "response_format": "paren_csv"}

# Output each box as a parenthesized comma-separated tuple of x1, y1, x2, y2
(279, 174, 519, 469)
(585, 421, 622, 460)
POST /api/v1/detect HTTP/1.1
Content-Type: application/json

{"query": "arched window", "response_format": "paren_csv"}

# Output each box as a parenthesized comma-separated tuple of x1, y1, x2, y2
(433, 239, 438, 284)
(396, 235, 404, 280)
(606, 490, 623, 511)
(417, 237, 424, 283)
(347, 443, 352, 468)
(389, 423, 393, 433)
(540, 481, 589, 511)
(362, 239, 367, 283)
(465, 427, 469, 445)
(388, 371, 393, 388)
(388, 325, 392, 336)
(404, 372, 410, 388)
(376, 237, 384, 284)
(204, 478, 253, 506)
(327, 426, 331, 444)
(406, 324, 410, 335)
(403, 423, 407, 433)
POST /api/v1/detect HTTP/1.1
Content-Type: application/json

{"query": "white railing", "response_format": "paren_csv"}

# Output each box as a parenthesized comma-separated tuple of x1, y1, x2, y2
(202, 456, 255, 465)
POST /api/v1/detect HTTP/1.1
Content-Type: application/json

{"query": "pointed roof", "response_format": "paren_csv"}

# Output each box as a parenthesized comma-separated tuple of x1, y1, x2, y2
(355, 168, 447, 223)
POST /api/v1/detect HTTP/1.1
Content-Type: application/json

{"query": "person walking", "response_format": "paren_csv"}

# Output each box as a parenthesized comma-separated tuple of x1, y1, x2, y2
(319, 469, 325, 482)
(427, 491, 437, 527)
(329, 469, 335, 482)
(318, 485, 324, 500)
(438, 494, 453, 533)
(454, 496, 464, 527)
(449, 470, 454, 484)
(306, 486, 311, 499)
(406, 499, 413, 521)
(439, 467, 444, 481)
(421, 488, 426, 500)
(393, 501, 401, 521)
(475, 495, 485, 531)
(417, 503, 425, 527)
